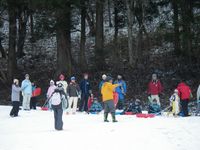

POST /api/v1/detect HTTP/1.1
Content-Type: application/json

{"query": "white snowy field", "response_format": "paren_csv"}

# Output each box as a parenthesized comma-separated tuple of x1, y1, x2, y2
(0, 105, 200, 150)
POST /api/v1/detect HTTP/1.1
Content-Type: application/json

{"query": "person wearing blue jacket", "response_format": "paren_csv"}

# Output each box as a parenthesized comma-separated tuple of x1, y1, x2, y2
(21, 74, 32, 110)
(114, 75, 127, 110)
(79, 73, 92, 112)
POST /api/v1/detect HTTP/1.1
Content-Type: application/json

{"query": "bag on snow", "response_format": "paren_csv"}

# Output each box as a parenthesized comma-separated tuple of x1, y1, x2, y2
(50, 92, 61, 106)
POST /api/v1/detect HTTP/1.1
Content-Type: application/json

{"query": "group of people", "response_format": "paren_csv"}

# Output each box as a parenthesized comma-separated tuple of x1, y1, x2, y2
(9, 72, 200, 131)
(10, 74, 39, 117)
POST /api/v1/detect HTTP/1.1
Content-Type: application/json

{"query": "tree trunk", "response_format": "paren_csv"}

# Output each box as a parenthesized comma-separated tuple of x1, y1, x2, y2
(79, 0, 87, 71)
(126, 0, 134, 66)
(108, 0, 112, 27)
(0, 38, 6, 58)
(180, 0, 193, 63)
(113, 0, 119, 65)
(56, 5, 72, 77)
(8, 0, 17, 81)
(172, 0, 181, 54)
(95, 0, 105, 70)
(17, 9, 29, 58)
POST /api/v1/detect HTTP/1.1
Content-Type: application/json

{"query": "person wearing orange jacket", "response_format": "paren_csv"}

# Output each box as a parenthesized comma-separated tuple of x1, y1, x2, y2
(101, 76, 121, 122)
(177, 82, 192, 117)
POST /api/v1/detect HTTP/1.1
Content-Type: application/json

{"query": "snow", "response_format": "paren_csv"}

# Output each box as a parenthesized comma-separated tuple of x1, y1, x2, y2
(0, 105, 200, 150)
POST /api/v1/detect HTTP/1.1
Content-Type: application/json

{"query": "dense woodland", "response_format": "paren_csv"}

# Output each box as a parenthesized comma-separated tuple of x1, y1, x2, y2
(0, 0, 200, 104)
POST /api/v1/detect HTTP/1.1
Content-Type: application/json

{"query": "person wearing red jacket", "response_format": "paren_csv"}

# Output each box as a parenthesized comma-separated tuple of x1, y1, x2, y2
(177, 82, 192, 116)
(148, 74, 163, 106)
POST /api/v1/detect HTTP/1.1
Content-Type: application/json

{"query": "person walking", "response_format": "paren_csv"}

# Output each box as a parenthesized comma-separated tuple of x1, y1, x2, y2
(10, 79, 21, 117)
(49, 83, 68, 130)
(67, 77, 81, 114)
(21, 74, 32, 110)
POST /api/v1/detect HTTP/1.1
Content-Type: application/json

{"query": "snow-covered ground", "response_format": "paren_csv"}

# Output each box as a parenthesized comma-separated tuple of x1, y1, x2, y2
(0, 105, 200, 150)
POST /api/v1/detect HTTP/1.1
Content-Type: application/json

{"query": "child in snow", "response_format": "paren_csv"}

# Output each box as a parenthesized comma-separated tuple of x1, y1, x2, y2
(66, 77, 81, 115)
(49, 83, 68, 130)
(101, 76, 121, 122)
(169, 89, 180, 116)
(124, 99, 142, 114)
(89, 98, 103, 114)
(10, 79, 21, 117)
(47, 80, 56, 99)
(149, 99, 161, 114)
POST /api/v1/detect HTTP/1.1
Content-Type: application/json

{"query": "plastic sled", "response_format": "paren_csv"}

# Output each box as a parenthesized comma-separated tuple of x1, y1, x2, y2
(41, 107, 49, 111)
(88, 96, 93, 110)
(136, 113, 155, 118)
(113, 92, 119, 106)
(32, 88, 42, 97)
(124, 112, 134, 115)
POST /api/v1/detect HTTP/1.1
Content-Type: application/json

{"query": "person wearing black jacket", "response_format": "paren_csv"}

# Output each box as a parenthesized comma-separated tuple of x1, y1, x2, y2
(67, 77, 80, 114)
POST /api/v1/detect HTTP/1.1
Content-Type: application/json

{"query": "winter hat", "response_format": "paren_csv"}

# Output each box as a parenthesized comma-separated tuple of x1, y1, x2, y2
(106, 76, 113, 82)
(59, 74, 65, 80)
(71, 76, 76, 81)
(174, 89, 178, 93)
(13, 79, 19, 84)
(102, 74, 107, 80)
(50, 80, 55, 85)
(25, 74, 29, 78)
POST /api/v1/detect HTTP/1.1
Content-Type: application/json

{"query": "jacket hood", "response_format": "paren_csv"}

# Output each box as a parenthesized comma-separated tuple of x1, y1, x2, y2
(178, 82, 186, 87)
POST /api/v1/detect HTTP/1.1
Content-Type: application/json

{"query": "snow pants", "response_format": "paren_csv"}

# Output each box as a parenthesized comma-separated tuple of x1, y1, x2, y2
(23, 93, 31, 110)
(79, 94, 89, 112)
(104, 100, 115, 113)
(30, 97, 37, 110)
(53, 107, 63, 130)
(67, 97, 78, 114)
(180, 99, 189, 116)
(10, 101, 20, 117)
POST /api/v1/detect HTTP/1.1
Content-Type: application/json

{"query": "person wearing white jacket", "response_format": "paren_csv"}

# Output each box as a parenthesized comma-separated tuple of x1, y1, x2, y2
(169, 89, 180, 116)
(196, 85, 200, 115)
(57, 74, 68, 94)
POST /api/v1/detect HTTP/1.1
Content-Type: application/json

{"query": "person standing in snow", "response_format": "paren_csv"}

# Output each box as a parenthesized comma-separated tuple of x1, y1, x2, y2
(114, 74, 127, 110)
(10, 79, 21, 117)
(98, 74, 107, 92)
(21, 74, 32, 110)
(57, 74, 68, 94)
(66, 77, 81, 114)
(177, 82, 192, 117)
(49, 83, 68, 130)
(79, 73, 92, 112)
(30, 82, 37, 110)
(147, 74, 163, 106)
(169, 89, 180, 116)
(101, 76, 121, 122)
(47, 80, 56, 99)
(196, 84, 200, 115)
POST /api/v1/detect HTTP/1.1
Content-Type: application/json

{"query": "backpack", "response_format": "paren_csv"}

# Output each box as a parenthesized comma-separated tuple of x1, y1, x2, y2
(50, 92, 61, 106)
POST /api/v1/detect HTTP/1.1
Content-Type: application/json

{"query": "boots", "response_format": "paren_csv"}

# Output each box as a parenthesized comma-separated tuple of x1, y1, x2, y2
(111, 113, 118, 122)
(104, 113, 109, 122)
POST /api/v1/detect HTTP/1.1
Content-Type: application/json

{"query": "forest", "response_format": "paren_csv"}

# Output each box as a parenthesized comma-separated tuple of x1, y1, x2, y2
(0, 0, 200, 104)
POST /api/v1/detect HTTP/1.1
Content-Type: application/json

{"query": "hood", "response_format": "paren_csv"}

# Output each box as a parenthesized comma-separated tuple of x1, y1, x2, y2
(178, 82, 186, 87)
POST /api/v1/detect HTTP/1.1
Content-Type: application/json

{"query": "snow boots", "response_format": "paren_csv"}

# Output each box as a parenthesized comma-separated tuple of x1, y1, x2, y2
(104, 112, 118, 122)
